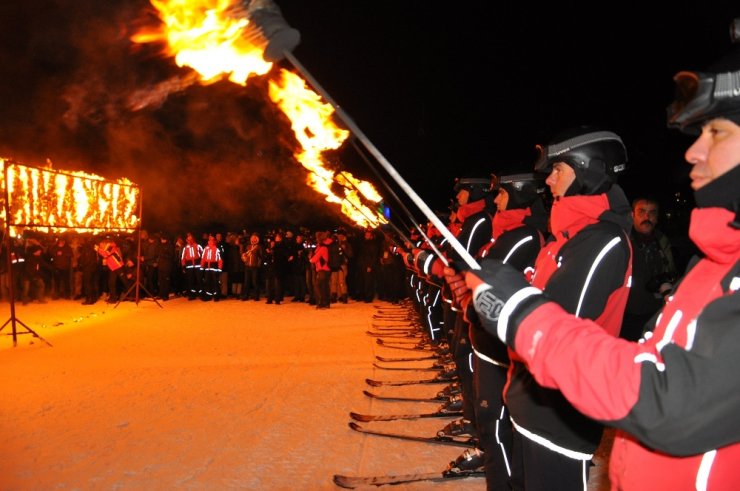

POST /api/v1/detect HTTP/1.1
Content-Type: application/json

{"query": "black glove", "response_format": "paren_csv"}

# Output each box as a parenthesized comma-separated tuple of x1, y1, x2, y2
(466, 259, 548, 346)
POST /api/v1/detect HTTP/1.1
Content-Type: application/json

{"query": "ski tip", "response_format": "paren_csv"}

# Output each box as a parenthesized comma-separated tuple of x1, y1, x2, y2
(348, 421, 362, 431)
(362, 390, 375, 398)
(365, 378, 382, 387)
(349, 411, 362, 421)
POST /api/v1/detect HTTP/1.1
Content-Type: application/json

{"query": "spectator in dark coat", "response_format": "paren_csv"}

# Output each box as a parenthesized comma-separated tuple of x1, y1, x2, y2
(264, 232, 288, 304)
(49, 237, 73, 299)
(356, 229, 380, 302)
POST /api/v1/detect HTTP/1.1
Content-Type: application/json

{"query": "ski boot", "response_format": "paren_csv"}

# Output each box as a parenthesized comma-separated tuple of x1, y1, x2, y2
(436, 365, 458, 381)
(434, 361, 457, 371)
(432, 358, 456, 369)
(434, 343, 450, 356)
(440, 393, 464, 413)
(446, 447, 485, 474)
(435, 352, 454, 364)
(436, 382, 462, 399)
(437, 417, 477, 438)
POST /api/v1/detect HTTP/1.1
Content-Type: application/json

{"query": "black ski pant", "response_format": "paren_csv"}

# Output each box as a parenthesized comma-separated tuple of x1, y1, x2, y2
(473, 354, 513, 491)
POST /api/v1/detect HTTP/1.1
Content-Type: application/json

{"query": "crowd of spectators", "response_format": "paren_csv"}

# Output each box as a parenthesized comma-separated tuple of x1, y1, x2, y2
(0, 226, 408, 307)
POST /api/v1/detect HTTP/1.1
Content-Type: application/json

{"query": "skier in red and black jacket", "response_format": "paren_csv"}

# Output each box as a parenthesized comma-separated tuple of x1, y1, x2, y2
(458, 35, 740, 491)
(450, 128, 633, 490)
(445, 171, 549, 490)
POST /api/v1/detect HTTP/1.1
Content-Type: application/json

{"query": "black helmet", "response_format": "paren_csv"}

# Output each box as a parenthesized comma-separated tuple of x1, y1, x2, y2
(534, 128, 627, 196)
(493, 172, 547, 210)
(453, 177, 493, 202)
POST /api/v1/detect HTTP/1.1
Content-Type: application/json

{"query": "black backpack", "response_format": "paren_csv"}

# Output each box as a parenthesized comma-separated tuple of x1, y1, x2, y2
(327, 241, 343, 271)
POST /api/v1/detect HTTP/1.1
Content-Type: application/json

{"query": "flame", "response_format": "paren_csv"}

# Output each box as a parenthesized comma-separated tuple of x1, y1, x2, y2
(132, 0, 272, 85)
(0, 158, 140, 236)
(136, 0, 387, 228)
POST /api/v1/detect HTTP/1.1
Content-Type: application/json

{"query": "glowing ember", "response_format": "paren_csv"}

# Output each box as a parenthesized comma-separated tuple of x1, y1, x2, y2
(135, 0, 387, 228)
(0, 158, 140, 236)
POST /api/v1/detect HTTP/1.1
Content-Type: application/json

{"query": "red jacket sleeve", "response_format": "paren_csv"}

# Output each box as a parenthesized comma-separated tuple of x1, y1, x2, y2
(513, 301, 645, 421)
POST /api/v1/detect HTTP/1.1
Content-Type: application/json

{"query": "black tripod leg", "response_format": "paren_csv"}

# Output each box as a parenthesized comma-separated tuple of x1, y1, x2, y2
(0, 316, 53, 347)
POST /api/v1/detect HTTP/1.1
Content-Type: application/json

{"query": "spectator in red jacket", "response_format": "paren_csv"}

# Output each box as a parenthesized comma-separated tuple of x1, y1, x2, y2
(310, 231, 332, 309)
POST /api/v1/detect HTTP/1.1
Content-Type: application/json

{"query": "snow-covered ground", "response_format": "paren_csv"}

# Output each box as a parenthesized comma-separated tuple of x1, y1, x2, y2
(0, 297, 610, 490)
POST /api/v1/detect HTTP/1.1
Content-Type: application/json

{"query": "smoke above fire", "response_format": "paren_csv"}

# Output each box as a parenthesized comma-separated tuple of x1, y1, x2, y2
(0, 0, 359, 235)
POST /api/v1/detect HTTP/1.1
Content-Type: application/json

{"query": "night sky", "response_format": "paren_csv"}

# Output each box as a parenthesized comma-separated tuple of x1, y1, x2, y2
(0, 1, 737, 235)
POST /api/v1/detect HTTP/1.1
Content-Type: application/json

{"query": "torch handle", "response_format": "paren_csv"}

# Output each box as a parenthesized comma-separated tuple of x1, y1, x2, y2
(283, 51, 480, 271)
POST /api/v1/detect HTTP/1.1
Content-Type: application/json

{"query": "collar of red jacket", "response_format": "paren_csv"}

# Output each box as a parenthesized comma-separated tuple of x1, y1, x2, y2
(689, 207, 740, 264)
(492, 208, 531, 239)
(549, 193, 609, 240)
(456, 199, 487, 222)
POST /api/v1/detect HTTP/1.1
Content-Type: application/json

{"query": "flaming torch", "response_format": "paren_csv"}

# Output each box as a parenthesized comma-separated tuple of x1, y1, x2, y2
(240, 0, 479, 269)
(132, 0, 386, 229)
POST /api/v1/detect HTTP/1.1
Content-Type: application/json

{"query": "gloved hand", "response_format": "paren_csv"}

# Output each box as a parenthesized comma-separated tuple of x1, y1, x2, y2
(443, 265, 470, 309)
(429, 258, 445, 279)
(465, 259, 546, 346)
(402, 252, 414, 269)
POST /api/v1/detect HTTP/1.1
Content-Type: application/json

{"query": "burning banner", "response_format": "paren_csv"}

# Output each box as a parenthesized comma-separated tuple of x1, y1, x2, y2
(131, 0, 387, 229)
(1, 158, 140, 236)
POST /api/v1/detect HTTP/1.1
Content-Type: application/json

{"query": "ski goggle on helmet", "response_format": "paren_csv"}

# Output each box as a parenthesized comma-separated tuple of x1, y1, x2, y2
(668, 18, 740, 134)
(490, 172, 547, 209)
(667, 69, 740, 134)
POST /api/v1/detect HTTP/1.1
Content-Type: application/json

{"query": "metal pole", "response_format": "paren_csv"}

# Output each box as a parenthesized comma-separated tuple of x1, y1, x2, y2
(345, 140, 449, 263)
(0, 161, 51, 347)
(135, 190, 142, 304)
(283, 51, 480, 271)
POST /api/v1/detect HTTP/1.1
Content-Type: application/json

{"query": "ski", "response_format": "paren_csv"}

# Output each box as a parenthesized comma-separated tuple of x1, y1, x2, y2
(375, 342, 438, 353)
(348, 421, 477, 448)
(362, 390, 445, 403)
(366, 375, 456, 387)
(370, 324, 416, 330)
(376, 338, 432, 346)
(366, 330, 421, 338)
(333, 469, 484, 488)
(375, 354, 439, 362)
(372, 362, 441, 372)
(349, 409, 462, 422)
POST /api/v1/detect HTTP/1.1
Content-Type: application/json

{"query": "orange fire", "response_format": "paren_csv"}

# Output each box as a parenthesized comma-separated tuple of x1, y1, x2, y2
(134, 0, 387, 228)
(0, 158, 140, 236)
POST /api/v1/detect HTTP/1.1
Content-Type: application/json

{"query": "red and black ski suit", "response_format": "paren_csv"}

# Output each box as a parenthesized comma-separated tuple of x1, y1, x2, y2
(506, 186, 632, 490)
(503, 205, 740, 490)
(471, 205, 547, 491)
